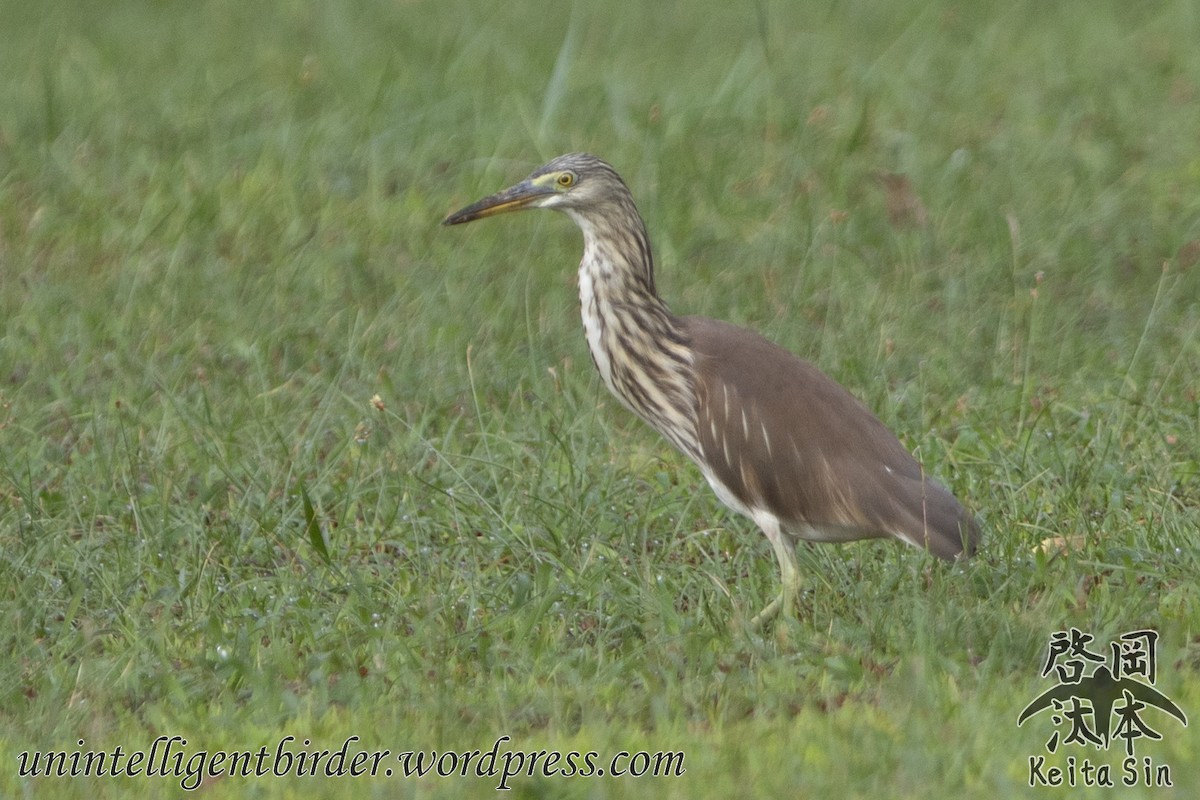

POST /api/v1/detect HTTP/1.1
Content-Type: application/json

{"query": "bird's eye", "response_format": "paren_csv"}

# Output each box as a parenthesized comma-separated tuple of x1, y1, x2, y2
(557, 172, 575, 188)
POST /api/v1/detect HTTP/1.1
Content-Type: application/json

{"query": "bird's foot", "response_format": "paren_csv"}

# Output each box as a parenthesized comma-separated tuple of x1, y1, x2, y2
(749, 587, 794, 630)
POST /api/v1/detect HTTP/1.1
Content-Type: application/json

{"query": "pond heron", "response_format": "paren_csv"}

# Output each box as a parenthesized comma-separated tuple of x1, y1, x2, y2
(444, 153, 979, 626)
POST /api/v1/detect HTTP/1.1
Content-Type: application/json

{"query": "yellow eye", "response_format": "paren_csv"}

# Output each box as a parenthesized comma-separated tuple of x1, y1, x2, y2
(557, 172, 575, 188)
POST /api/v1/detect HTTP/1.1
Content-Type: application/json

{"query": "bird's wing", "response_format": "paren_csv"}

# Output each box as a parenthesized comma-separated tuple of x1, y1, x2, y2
(686, 316, 978, 558)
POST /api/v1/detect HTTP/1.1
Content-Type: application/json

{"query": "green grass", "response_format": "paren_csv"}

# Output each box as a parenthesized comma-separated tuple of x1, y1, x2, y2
(2, 0, 1198, 797)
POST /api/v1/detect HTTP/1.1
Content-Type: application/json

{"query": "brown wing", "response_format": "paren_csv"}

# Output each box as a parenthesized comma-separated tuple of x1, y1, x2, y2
(685, 316, 979, 559)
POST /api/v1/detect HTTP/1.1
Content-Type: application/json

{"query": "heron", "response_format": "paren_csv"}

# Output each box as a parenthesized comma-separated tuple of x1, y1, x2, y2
(444, 153, 979, 626)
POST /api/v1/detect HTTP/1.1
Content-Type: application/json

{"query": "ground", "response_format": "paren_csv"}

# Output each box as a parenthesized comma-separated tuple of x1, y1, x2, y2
(1, 1, 1197, 797)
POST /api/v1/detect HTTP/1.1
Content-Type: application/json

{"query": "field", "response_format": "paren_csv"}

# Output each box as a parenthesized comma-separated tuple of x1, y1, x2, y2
(1, 1, 1198, 797)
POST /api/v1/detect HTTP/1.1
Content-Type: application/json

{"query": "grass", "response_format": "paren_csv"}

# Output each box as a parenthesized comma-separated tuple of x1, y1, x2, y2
(1, 0, 1198, 796)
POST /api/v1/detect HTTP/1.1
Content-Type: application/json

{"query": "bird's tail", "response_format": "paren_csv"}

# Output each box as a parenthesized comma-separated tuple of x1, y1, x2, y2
(904, 476, 981, 560)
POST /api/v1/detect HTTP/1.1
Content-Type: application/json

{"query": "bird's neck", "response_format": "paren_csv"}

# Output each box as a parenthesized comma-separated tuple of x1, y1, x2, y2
(570, 209, 700, 461)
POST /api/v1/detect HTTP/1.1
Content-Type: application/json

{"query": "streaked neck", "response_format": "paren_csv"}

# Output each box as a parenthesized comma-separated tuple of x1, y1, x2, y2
(569, 207, 700, 460)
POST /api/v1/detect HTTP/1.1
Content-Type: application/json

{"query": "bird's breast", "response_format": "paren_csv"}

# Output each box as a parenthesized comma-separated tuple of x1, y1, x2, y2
(577, 264, 701, 461)
(578, 266, 617, 393)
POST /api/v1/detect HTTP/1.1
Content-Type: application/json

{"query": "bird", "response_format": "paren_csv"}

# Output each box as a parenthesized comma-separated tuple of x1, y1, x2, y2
(443, 153, 979, 626)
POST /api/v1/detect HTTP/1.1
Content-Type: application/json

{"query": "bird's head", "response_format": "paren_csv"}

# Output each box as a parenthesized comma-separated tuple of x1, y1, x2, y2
(443, 153, 626, 225)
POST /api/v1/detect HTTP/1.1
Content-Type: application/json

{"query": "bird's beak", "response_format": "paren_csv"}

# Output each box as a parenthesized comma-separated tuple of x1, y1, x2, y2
(442, 179, 554, 225)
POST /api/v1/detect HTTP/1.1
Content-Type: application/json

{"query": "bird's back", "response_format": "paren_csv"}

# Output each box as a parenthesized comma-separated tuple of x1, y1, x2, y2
(684, 315, 979, 559)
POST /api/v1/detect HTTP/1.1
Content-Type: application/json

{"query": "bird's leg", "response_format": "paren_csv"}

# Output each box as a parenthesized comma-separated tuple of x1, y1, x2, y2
(750, 513, 801, 628)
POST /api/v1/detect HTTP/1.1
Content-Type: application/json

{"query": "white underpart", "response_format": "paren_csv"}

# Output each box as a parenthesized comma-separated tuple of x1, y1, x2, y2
(699, 460, 870, 545)
(576, 263, 614, 390)
(700, 463, 754, 518)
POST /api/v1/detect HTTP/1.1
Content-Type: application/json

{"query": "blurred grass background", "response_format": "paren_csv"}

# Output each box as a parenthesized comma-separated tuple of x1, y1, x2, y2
(1, 0, 1197, 797)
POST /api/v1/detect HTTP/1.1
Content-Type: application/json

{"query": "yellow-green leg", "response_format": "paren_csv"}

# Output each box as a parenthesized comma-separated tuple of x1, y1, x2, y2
(750, 513, 801, 629)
